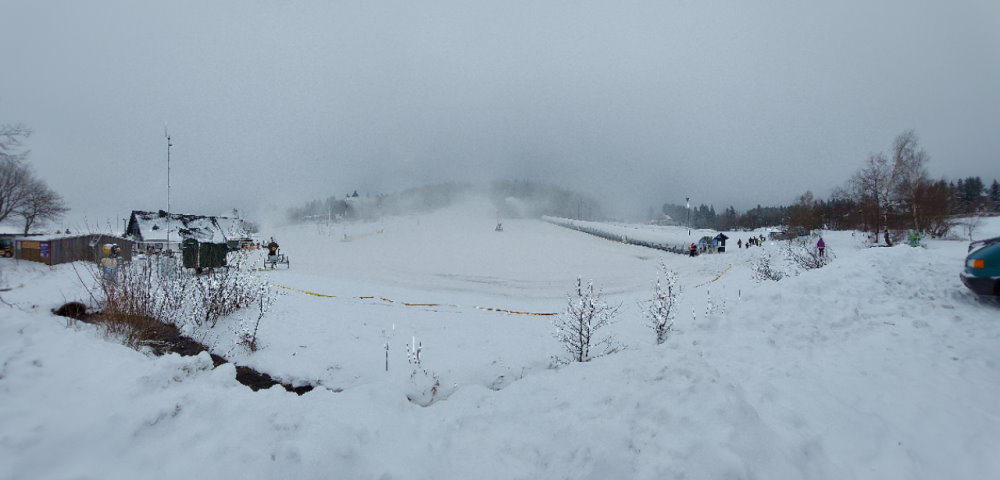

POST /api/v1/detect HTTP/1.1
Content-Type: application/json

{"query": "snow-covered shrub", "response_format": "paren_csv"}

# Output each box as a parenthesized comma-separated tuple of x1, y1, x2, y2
(886, 229, 906, 246)
(404, 336, 451, 406)
(925, 217, 954, 239)
(187, 256, 262, 328)
(784, 237, 834, 271)
(704, 287, 726, 317)
(89, 251, 270, 346)
(406, 367, 442, 407)
(406, 336, 423, 366)
(236, 283, 274, 352)
(751, 250, 784, 282)
(962, 215, 983, 241)
(553, 278, 622, 363)
(87, 255, 181, 347)
(642, 260, 678, 345)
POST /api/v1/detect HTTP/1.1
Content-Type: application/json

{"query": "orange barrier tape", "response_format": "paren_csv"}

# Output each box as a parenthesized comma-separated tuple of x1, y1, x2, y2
(693, 264, 732, 288)
(642, 264, 734, 302)
(272, 283, 559, 317)
(475, 306, 558, 316)
(273, 263, 729, 316)
(274, 284, 336, 298)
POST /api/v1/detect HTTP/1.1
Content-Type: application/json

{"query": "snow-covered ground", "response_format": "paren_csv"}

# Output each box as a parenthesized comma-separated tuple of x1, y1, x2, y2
(2, 197, 999, 479)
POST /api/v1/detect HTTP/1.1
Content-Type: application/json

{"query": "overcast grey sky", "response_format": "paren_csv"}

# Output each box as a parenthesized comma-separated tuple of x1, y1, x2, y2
(2, 0, 999, 228)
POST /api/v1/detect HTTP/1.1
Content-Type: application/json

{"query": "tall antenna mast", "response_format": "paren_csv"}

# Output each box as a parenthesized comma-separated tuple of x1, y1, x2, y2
(165, 125, 172, 252)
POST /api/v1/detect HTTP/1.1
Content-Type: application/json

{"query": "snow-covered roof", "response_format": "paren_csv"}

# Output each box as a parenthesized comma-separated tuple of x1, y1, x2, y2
(7, 233, 131, 243)
(11, 233, 80, 242)
(127, 211, 249, 243)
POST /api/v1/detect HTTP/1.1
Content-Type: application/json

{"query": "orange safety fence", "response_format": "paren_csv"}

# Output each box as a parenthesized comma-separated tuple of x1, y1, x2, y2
(272, 284, 558, 317)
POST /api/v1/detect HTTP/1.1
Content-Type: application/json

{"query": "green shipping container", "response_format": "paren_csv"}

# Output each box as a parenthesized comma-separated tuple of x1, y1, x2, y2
(181, 239, 200, 268)
(181, 238, 228, 269)
(199, 242, 228, 268)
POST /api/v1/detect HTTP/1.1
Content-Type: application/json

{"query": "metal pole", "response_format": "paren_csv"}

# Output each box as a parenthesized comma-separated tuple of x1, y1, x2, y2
(165, 127, 172, 252)
(686, 197, 691, 236)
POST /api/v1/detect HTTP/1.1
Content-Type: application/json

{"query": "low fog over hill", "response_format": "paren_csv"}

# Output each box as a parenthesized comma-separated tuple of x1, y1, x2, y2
(285, 180, 604, 225)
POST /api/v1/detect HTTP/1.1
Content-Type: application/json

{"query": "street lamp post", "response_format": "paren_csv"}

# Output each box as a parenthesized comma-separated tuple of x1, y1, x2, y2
(686, 197, 691, 236)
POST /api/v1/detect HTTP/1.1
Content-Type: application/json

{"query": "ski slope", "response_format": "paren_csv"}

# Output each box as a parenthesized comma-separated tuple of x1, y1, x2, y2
(1, 197, 999, 479)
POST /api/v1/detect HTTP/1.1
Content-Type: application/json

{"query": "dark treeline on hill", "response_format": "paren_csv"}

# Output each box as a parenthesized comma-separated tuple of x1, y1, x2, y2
(286, 180, 603, 223)
(659, 203, 788, 231)
(660, 131, 999, 246)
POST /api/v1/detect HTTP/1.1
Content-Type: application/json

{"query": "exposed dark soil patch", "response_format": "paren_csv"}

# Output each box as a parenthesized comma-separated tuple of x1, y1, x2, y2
(55, 303, 313, 395)
(52, 301, 89, 320)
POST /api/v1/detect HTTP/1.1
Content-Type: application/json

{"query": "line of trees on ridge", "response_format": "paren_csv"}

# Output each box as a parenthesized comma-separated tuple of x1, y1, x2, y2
(662, 131, 999, 245)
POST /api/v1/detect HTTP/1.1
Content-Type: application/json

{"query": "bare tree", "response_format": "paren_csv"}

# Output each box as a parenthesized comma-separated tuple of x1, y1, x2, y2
(849, 130, 933, 245)
(0, 123, 70, 230)
(890, 130, 930, 233)
(912, 179, 953, 237)
(850, 153, 890, 243)
(0, 123, 32, 162)
(788, 190, 822, 232)
(14, 175, 68, 234)
(0, 157, 31, 223)
(0, 124, 33, 224)
(964, 214, 982, 242)
(553, 278, 621, 363)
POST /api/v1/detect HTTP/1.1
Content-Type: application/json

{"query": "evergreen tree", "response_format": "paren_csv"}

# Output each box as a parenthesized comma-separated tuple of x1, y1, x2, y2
(990, 179, 1000, 210)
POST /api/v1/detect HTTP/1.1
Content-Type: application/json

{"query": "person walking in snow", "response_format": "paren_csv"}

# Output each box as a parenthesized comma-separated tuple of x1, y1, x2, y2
(689, 242, 697, 257)
(817, 237, 825, 257)
(737, 238, 743, 249)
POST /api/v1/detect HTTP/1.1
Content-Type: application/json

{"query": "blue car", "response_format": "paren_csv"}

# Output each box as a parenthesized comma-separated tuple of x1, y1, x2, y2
(961, 236, 1000, 297)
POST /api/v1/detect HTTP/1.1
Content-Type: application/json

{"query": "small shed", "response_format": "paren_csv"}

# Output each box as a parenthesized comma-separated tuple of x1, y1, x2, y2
(13, 234, 134, 266)
(714, 233, 729, 252)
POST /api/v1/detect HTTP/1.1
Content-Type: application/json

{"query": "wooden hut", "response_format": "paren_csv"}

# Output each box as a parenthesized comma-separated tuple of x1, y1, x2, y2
(13, 234, 133, 266)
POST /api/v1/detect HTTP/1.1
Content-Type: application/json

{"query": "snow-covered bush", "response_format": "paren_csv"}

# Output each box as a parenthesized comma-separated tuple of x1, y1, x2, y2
(187, 256, 262, 328)
(704, 287, 726, 317)
(553, 278, 622, 363)
(925, 217, 954, 239)
(404, 336, 450, 407)
(236, 283, 274, 352)
(962, 215, 983, 241)
(89, 251, 270, 346)
(784, 236, 834, 271)
(86, 255, 181, 347)
(406, 368, 442, 407)
(406, 336, 423, 366)
(642, 260, 678, 345)
(751, 250, 784, 282)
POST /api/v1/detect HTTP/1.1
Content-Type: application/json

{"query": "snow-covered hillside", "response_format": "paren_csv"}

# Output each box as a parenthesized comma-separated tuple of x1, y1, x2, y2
(2, 197, 998, 479)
